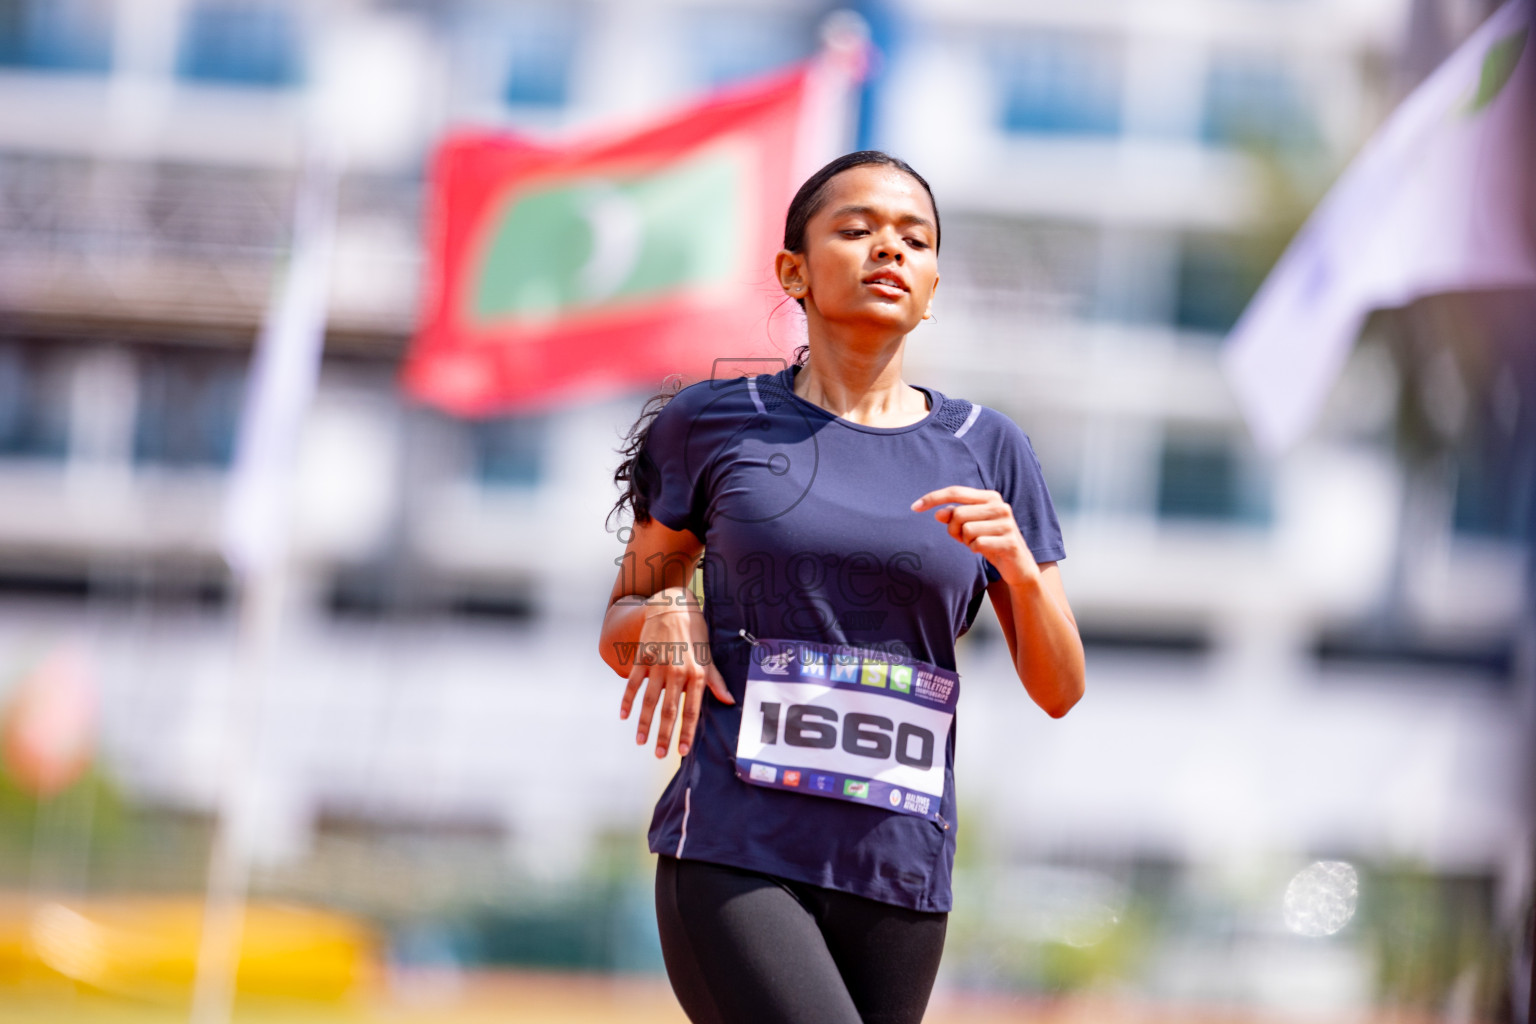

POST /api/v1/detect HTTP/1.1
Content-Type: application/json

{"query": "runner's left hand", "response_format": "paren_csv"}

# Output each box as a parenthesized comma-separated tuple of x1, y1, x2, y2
(911, 486, 1039, 587)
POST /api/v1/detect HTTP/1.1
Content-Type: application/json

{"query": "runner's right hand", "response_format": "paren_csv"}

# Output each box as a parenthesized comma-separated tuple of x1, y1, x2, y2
(620, 586, 734, 759)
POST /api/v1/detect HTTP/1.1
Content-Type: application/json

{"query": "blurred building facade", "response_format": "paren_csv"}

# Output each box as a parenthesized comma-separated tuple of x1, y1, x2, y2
(0, 0, 1529, 1009)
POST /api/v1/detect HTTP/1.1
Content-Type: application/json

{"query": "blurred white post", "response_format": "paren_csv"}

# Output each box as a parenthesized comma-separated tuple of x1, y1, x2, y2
(793, 10, 870, 185)
(764, 10, 868, 357)
(189, 135, 341, 1024)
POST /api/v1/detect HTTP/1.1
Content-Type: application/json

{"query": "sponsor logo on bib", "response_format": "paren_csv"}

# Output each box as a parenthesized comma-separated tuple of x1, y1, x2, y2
(759, 649, 795, 675)
(750, 764, 777, 783)
(843, 780, 869, 799)
(914, 668, 955, 705)
(829, 658, 859, 683)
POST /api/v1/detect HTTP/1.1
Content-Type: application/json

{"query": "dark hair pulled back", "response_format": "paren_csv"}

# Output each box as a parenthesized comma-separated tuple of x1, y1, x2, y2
(782, 149, 940, 256)
(609, 150, 940, 529)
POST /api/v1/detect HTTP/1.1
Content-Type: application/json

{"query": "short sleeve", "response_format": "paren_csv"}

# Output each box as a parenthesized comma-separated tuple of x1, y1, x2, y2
(636, 391, 701, 538)
(970, 409, 1066, 583)
(634, 380, 741, 541)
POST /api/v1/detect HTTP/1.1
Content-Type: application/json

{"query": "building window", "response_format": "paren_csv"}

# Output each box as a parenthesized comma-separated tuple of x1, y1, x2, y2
(1452, 432, 1528, 540)
(177, 1, 302, 87)
(0, 0, 113, 72)
(1157, 435, 1271, 524)
(133, 353, 246, 468)
(467, 415, 546, 488)
(1030, 428, 1083, 517)
(993, 31, 1123, 136)
(1202, 54, 1317, 149)
(502, 5, 580, 107)
(686, 10, 816, 89)
(0, 343, 70, 460)
(941, 214, 1101, 320)
(1174, 234, 1265, 336)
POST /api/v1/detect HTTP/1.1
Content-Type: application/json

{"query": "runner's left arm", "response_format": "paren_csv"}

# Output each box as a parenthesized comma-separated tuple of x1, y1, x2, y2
(912, 486, 1084, 717)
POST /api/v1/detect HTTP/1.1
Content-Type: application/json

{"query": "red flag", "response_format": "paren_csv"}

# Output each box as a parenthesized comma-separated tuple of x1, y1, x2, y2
(403, 65, 820, 416)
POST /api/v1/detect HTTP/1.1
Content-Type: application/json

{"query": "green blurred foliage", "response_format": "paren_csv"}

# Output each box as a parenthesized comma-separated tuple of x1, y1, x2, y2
(0, 764, 129, 884)
(1357, 864, 1502, 1013)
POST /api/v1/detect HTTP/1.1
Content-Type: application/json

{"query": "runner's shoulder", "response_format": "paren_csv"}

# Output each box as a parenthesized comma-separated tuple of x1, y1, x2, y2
(938, 399, 1034, 449)
(643, 373, 761, 459)
(656, 373, 760, 420)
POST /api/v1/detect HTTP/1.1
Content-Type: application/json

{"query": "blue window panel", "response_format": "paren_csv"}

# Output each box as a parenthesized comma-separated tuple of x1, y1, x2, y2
(0, 1, 22, 65)
(178, 2, 301, 87)
(994, 32, 1123, 136)
(1157, 437, 1271, 525)
(686, 11, 816, 89)
(0, 344, 69, 460)
(133, 355, 245, 468)
(502, 6, 579, 106)
(1203, 56, 1317, 148)
(1040, 455, 1081, 516)
(1174, 234, 1265, 336)
(0, 0, 112, 72)
(469, 415, 546, 487)
(1453, 432, 1530, 540)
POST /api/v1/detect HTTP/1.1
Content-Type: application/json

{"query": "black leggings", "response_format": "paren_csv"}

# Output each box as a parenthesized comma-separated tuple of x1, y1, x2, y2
(654, 855, 947, 1024)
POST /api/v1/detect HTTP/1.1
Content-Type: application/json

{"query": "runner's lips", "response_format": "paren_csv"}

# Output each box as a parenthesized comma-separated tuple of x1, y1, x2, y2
(863, 270, 908, 292)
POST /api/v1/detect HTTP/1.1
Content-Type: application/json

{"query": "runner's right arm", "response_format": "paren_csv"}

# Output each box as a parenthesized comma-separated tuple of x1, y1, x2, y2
(600, 516, 733, 759)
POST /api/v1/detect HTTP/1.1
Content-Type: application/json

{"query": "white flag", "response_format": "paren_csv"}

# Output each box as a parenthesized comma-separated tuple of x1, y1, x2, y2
(221, 145, 341, 577)
(1222, 0, 1536, 452)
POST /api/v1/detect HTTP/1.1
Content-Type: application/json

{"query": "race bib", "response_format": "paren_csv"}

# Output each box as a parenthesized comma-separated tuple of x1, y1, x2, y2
(733, 638, 959, 822)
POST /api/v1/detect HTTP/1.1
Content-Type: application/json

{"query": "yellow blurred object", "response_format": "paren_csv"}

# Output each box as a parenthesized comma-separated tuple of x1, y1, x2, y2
(0, 894, 377, 1002)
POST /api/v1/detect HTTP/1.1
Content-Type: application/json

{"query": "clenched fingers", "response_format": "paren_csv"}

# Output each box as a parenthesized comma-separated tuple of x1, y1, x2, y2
(910, 485, 993, 512)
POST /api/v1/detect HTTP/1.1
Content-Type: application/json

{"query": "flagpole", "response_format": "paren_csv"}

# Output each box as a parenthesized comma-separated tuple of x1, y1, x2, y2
(186, 568, 285, 1024)
(794, 11, 870, 185)
(188, 133, 340, 1024)
(1517, 2, 1529, 1019)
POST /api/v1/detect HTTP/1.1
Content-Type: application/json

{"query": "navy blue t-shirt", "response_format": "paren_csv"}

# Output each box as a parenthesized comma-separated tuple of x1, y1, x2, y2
(638, 364, 1064, 912)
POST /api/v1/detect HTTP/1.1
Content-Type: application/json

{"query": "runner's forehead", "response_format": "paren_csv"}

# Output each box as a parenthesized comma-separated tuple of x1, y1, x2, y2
(813, 166, 936, 228)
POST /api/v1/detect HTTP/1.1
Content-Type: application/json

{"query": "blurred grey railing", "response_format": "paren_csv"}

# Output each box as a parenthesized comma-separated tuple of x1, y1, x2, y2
(0, 154, 420, 344)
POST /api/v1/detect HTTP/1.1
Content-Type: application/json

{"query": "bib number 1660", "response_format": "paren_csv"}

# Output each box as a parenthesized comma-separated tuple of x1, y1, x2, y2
(756, 701, 936, 770)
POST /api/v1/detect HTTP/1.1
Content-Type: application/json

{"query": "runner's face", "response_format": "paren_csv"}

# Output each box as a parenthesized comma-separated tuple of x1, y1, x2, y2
(793, 166, 938, 335)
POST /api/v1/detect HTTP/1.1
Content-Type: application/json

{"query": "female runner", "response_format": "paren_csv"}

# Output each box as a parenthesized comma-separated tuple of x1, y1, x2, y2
(599, 150, 1085, 1024)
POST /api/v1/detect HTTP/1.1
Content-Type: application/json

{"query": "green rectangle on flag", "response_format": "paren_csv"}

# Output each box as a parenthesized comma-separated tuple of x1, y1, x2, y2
(471, 146, 746, 324)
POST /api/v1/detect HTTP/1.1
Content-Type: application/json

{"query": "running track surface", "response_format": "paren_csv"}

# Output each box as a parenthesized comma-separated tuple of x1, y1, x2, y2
(0, 971, 1466, 1024)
